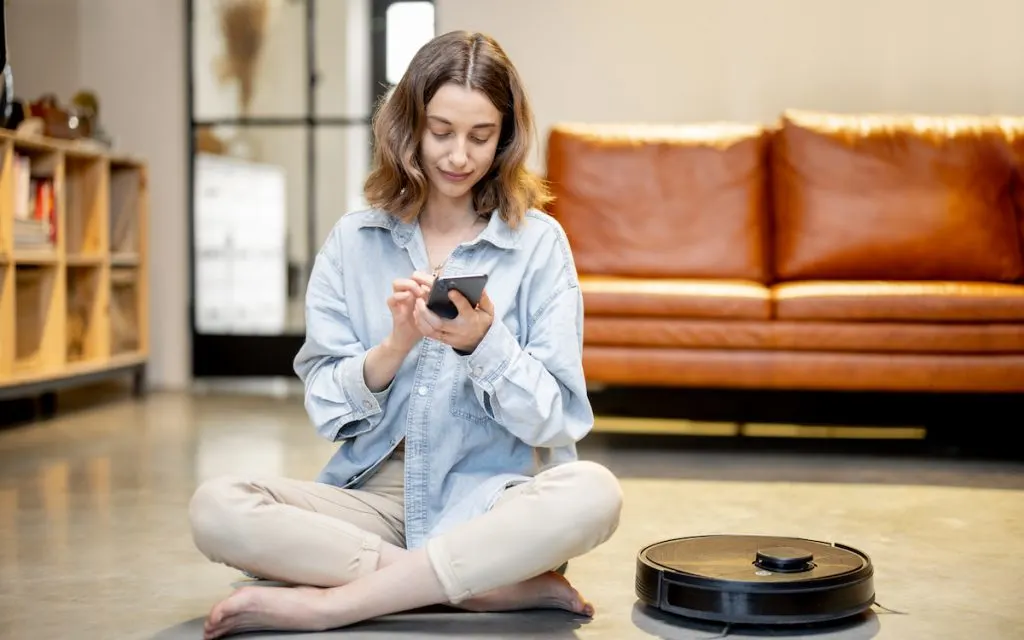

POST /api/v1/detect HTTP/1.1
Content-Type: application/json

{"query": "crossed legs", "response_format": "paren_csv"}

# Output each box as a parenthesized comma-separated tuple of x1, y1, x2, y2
(188, 457, 623, 638)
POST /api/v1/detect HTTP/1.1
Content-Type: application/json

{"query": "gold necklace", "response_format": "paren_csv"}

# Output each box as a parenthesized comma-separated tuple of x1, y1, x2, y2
(429, 216, 485, 276)
(432, 257, 448, 277)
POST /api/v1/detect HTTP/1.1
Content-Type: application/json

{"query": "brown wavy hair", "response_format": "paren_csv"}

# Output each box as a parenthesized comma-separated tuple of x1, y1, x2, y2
(363, 30, 551, 227)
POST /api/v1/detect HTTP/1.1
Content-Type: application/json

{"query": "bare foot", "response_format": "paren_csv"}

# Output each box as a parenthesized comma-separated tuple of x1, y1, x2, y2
(456, 571, 594, 616)
(203, 585, 330, 639)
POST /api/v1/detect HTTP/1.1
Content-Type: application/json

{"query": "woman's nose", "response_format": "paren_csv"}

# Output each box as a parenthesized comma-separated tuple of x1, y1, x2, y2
(449, 142, 468, 167)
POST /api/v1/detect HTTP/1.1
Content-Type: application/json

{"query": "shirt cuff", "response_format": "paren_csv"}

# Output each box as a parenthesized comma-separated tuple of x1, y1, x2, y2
(464, 319, 519, 392)
(336, 350, 391, 420)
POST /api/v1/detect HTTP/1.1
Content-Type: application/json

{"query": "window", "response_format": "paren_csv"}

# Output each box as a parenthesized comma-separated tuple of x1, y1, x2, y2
(386, 2, 435, 84)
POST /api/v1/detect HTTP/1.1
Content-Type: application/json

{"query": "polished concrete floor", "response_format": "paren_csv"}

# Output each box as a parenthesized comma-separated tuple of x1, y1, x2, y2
(1, 389, 1022, 639)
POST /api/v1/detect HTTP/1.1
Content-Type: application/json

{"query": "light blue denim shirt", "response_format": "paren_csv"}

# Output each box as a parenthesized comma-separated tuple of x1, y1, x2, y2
(293, 207, 594, 550)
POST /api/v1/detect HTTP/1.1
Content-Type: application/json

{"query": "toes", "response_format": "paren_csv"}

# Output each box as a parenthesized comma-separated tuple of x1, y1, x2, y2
(204, 593, 244, 639)
(571, 589, 594, 617)
(208, 601, 230, 625)
(204, 615, 227, 640)
(203, 614, 220, 639)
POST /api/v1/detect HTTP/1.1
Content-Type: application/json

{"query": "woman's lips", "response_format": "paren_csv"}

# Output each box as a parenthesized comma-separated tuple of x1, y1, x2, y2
(440, 169, 472, 182)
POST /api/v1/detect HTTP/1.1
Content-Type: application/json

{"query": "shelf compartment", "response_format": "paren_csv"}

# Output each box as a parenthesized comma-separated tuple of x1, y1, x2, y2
(66, 254, 104, 267)
(14, 249, 60, 265)
(110, 267, 140, 356)
(11, 143, 61, 255)
(65, 154, 108, 259)
(13, 264, 64, 374)
(0, 265, 12, 376)
(0, 141, 12, 260)
(110, 252, 139, 267)
(109, 161, 141, 255)
(66, 265, 109, 364)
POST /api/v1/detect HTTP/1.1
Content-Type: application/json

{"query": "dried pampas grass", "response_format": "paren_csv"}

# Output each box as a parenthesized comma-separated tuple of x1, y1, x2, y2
(215, 0, 270, 116)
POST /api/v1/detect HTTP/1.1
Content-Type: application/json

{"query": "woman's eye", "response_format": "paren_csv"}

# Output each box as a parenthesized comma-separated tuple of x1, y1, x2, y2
(430, 131, 488, 144)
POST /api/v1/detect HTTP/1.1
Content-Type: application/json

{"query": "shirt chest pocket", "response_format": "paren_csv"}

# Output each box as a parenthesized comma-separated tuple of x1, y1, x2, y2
(449, 360, 491, 423)
(448, 318, 522, 424)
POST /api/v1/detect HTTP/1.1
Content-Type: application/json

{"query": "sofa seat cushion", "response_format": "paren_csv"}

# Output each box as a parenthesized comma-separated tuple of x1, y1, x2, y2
(581, 276, 771, 319)
(584, 318, 1024, 353)
(774, 281, 1024, 322)
(582, 347, 1024, 393)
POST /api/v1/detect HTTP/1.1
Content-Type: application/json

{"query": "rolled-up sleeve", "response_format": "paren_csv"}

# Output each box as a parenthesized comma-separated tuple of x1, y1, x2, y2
(462, 227, 594, 448)
(293, 244, 391, 441)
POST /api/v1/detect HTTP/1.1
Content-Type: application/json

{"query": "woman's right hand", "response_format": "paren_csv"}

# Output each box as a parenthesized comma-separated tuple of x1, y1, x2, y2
(385, 276, 431, 353)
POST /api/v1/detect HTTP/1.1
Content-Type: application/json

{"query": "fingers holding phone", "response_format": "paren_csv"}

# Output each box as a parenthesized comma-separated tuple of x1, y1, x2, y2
(413, 296, 492, 353)
(414, 274, 493, 352)
(412, 297, 444, 337)
(449, 287, 493, 316)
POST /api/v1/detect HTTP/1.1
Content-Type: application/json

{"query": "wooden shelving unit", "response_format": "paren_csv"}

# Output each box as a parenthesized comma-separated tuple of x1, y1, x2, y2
(0, 130, 148, 403)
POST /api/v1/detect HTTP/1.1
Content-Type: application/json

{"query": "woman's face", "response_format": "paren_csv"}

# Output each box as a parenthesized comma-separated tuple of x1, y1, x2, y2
(420, 83, 502, 203)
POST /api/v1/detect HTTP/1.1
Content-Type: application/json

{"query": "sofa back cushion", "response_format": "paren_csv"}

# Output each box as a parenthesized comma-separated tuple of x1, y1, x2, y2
(772, 110, 1024, 282)
(546, 123, 771, 281)
(997, 117, 1024, 263)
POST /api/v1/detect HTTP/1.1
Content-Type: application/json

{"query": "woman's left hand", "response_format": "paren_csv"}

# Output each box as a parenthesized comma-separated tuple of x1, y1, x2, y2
(411, 276, 494, 353)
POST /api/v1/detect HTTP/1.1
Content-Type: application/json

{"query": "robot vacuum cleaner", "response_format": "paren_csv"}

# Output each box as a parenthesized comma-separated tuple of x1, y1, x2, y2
(636, 534, 875, 626)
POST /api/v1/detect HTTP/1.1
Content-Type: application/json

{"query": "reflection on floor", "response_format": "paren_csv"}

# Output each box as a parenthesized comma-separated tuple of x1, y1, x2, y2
(0, 390, 1022, 639)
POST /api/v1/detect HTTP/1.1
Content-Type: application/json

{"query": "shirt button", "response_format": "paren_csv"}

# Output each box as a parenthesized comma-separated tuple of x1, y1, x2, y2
(363, 399, 373, 409)
(418, 386, 427, 396)
(473, 366, 484, 376)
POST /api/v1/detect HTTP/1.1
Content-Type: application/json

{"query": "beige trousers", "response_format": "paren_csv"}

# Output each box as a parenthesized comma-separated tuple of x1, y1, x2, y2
(188, 449, 623, 603)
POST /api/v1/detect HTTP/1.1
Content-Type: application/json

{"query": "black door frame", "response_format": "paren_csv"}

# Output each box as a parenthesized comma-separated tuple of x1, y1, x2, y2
(184, 0, 433, 378)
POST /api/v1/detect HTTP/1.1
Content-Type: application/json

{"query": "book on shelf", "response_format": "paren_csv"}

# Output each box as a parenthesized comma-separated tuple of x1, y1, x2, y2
(12, 152, 57, 249)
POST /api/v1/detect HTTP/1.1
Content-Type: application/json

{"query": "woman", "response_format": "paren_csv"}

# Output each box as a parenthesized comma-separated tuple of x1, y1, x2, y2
(188, 30, 623, 639)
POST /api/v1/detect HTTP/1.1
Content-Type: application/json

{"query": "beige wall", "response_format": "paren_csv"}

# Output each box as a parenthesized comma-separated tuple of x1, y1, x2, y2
(79, 1, 189, 389)
(8, 0, 1023, 388)
(7, 0, 81, 99)
(437, 0, 1024, 170)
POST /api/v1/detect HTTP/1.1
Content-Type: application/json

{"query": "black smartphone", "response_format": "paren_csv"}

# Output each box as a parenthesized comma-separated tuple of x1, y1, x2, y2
(426, 274, 489, 319)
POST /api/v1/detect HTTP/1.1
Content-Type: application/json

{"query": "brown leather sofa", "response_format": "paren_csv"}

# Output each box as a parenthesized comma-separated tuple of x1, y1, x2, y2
(545, 110, 1024, 393)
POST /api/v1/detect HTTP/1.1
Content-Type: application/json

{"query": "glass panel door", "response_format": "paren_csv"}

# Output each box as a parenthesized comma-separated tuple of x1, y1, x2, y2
(186, 0, 435, 378)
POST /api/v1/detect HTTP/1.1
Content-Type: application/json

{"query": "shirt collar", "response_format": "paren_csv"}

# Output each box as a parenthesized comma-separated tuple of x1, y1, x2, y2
(358, 208, 519, 250)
